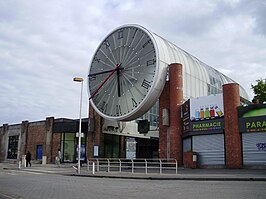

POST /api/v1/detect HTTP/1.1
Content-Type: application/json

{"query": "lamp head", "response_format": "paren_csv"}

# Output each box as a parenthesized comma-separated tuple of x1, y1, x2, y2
(73, 77, 84, 82)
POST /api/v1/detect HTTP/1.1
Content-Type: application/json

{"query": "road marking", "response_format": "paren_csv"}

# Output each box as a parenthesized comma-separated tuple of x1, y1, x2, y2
(0, 192, 16, 199)
(18, 170, 43, 175)
(23, 169, 57, 173)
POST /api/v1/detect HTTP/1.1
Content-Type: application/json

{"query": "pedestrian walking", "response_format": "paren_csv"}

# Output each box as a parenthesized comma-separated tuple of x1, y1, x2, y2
(56, 149, 61, 167)
(26, 151, 31, 167)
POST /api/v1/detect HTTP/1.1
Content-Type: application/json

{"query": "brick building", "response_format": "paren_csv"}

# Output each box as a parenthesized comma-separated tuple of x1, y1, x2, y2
(0, 118, 87, 164)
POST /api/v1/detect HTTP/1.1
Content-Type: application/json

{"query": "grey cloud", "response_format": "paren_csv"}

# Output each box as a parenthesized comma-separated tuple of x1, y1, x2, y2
(0, 0, 265, 124)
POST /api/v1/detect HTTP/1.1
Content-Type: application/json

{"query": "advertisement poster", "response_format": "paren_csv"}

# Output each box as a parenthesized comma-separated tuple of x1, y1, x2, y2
(190, 93, 224, 121)
(93, 145, 100, 157)
(75, 144, 86, 161)
(126, 138, 136, 159)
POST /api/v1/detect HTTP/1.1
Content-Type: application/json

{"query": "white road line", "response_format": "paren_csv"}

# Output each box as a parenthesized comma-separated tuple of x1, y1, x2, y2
(0, 192, 16, 199)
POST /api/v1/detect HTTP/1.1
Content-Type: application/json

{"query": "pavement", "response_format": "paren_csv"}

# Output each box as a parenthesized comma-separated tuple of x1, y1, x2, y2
(1, 162, 266, 181)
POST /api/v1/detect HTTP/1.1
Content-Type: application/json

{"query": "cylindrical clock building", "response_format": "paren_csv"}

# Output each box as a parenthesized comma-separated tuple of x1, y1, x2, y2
(87, 24, 251, 167)
(88, 24, 248, 122)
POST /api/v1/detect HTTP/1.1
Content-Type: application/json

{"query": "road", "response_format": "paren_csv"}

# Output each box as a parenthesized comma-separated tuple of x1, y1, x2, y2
(0, 169, 266, 199)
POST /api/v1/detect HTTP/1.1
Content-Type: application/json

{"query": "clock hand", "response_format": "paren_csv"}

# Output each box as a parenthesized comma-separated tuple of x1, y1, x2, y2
(88, 67, 124, 77)
(89, 63, 122, 100)
(117, 69, 121, 97)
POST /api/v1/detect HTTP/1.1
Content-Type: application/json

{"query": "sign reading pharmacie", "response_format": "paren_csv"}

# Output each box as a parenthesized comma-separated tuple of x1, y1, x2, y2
(182, 94, 225, 133)
(190, 119, 224, 132)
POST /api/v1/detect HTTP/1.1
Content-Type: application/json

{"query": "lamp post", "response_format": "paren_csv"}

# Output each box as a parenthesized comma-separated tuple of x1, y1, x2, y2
(73, 77, 84, 174)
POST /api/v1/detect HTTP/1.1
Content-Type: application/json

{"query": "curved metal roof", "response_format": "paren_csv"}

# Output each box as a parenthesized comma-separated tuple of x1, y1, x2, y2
(139, 25, 249, 100)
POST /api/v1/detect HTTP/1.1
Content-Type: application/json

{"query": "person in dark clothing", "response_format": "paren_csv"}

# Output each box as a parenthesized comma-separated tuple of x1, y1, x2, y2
(26, 151, 31, 167)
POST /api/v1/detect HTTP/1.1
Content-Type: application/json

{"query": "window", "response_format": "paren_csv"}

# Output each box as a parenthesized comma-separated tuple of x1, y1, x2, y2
(61, 133, 86, 162)
(140, 100, 159, 130)
(7, 135, 19, 159)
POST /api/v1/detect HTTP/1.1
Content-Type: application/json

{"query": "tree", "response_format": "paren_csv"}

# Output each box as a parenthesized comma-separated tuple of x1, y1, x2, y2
(251, 78, 266, 103)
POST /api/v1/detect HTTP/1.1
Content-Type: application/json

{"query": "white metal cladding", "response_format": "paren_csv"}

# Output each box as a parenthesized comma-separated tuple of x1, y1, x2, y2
(146, 27, 249, 100)
(192, 134, 225, 166)
(183, 137, 192, 152)
(242, 132, 266, 166)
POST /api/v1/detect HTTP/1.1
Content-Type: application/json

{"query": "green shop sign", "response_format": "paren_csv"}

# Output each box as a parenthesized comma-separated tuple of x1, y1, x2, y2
(190, 119, 224, 132)
(239, 116, 266, 132)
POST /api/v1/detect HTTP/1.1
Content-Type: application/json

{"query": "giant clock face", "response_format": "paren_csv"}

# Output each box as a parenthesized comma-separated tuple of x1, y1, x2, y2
(88, 25, 165, 121)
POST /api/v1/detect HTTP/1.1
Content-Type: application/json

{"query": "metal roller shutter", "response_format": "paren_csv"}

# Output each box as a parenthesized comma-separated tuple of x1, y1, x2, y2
(193, 134, 225, 166)
(242, 132, 266, 166)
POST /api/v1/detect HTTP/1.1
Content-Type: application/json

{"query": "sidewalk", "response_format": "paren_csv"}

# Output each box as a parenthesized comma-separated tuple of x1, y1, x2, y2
(1, 162, 266, 181)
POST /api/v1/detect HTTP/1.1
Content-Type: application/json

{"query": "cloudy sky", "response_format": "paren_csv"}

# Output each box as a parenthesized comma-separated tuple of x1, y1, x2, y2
(0, 0, 265, 125)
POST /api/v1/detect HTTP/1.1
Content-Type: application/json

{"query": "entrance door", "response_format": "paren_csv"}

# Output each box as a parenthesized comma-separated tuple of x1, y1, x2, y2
(36, 145, 43, 160)
(104, 134, 119, 158)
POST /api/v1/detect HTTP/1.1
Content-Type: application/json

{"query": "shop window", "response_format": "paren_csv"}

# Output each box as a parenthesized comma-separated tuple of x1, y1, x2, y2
(61, 133, 86, 163)
(140, 100, 159, 130)
(61, 133, 75, 162)
(7, 135, 19, 159)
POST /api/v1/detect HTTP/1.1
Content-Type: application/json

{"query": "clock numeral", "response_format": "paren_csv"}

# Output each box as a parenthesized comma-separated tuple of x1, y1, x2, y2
(100, 101, 108, 113)
(142, 39, 151, 48)
(103, 39, 110, 48)
(89, 75, 96, 81)
(141, 79, 151, 89)
(93, 56, 100, 63)
(116, 105, 122, 116)
(132, 98, 138, 108)
(117, 30, 123, 39)
(132, 29, 138, 38)
(147, 59, 156, 66)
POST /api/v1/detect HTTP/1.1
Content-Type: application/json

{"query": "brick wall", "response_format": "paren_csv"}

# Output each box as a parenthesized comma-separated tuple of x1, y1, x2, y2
(0, 126, 6, 161)
(26, 121, 47, 160)
(51, 133, 61, 163)
(183, 151, 197, 169)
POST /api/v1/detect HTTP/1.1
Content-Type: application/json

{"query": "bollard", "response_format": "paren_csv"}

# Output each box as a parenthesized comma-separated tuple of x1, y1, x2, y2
(145, 159, 148, 174)
(22, 155, 26, 167)
(92, 162, 95, 175)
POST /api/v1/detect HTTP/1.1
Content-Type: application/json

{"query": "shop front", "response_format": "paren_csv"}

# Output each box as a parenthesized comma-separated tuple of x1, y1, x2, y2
(182, 94, 225, 167)
(53, 118, 88, 163)
(239, 104, 266, 167)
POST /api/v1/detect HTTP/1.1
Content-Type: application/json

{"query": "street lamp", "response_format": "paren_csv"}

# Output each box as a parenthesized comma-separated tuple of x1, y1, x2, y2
(73, 77, 84, 174)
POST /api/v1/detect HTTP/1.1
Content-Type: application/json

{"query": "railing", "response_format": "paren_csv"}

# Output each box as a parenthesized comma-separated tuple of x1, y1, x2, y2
(87, 158, 178, 175)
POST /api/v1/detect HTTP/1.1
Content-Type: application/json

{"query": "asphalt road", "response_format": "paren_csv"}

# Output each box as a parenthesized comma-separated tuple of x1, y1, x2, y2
(0, 169, 266, 199)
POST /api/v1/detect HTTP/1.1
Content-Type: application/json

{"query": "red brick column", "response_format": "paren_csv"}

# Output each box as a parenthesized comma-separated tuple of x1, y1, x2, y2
(88, 104, 103, 159)
(45, 117, 54, 163)
(159, 81, 170, 159)
(223, 83, 242, 168)
(120, 135, 126, 158)
(169, 63, 183, 164)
